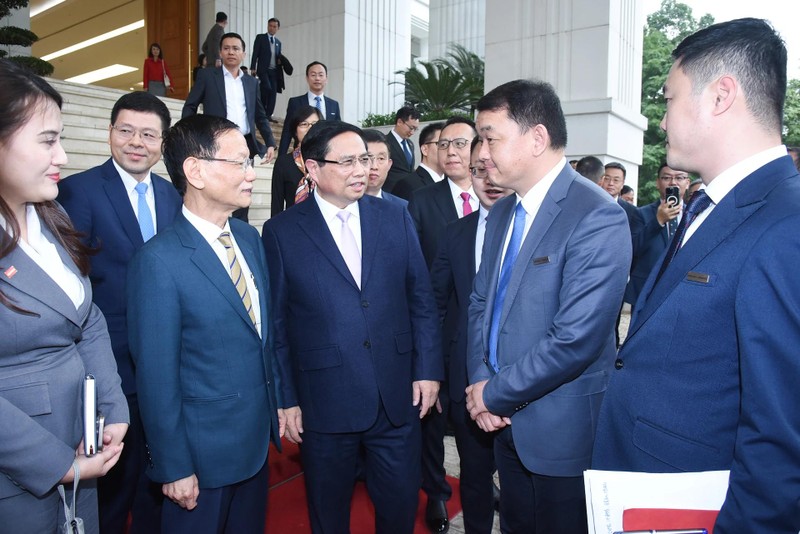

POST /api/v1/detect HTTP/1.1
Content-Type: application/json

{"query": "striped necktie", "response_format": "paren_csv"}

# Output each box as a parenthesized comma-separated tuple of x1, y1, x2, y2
(218, 232, 257, 326)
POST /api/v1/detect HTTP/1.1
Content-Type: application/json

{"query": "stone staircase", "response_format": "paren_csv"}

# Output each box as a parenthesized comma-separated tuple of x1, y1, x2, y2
(49, 78, 279, 230)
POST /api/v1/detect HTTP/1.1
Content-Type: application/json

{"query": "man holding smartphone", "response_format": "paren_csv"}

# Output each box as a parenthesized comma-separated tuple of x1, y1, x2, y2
(624, 163, 691, 310)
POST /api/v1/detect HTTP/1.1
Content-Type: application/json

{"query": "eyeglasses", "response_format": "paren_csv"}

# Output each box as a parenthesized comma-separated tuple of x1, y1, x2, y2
(602, 175, 624, 185)
(470, 166, 488, 177)
(402, 120, 419, 132)
(658, 174, 690, 182)
(198, 157, 254, 173)
(297, 121, 319, 129)
(315, 155, 371, 169)
(420, 141, 439, 146)
(437, 138, 470, 150)
(112, 126, 162, 145)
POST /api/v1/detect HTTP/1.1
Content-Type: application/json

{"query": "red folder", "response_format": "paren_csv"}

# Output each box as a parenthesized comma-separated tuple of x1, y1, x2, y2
(623, 508, 719, 533)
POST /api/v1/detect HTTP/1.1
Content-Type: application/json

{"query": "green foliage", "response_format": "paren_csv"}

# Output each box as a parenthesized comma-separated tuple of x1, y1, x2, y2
(361, 112, 396, 128)
(0, 0, 29, 19)
(9, 55, 54, 76)
(0, 27, 38, 47)
(361, 109, 470, 128)
(0, 0, 54, 77)
(784, 79, 800, 147)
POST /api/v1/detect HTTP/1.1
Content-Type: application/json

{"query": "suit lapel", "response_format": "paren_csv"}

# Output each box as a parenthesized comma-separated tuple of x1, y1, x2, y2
(358, 197, 381, 291)
(481, 197, 514, 350)
(101, 160, 145, 248)
(213, 69, 227, 111)
(231, 223, 266, 339)
(152, 175, 178, 232)
(434, 179, 459, 221)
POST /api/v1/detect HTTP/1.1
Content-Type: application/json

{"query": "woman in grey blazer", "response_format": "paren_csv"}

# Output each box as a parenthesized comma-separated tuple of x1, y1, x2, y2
(0, 60, 129, 533)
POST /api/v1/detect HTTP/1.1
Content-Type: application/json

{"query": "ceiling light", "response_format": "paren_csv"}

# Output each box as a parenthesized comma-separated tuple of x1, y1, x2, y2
(66, 64, 138, 84)
(30, 0, 67, 17)
(41, 20, 145, 61)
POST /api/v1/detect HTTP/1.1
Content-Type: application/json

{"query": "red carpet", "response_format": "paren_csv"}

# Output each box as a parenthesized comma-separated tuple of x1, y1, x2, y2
(266, 440, 462, 533)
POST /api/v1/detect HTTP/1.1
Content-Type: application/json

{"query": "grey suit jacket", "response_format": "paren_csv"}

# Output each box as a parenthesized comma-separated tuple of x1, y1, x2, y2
(467, 164, 631, 476)
(0, 223, 128, 500)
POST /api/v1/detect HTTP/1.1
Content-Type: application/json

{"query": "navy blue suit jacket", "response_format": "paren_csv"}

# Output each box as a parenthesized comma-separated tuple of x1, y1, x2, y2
(128, 215, 281, 489)
(430, 211, 479, 402)
(379, 191, 408, 209)
(624, 199, 670, 305)
(249, 33, 281, 83)
(392, 166, 436, 201)
(261, 194, 442, 433)
(57, 159, 182, 395)
(593, 156, 800, 532)
(384, 132, 415, 193)
(408, 178, 459, 268)
(277, 94, 340, 154)
(181, 67, 276, 157)
(468, 165, 631, 477)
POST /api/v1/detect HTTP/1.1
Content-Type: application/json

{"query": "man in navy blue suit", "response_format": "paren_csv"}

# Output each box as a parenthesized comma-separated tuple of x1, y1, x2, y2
(465, 80, 631, 533)
(128, 115, 283, 534)
(362, 128, 407, 208)
(58, 91, 182, 534)
(593, 18, 800, 532)
(262, 121, 442, 533)
(250, 17, 284, 121)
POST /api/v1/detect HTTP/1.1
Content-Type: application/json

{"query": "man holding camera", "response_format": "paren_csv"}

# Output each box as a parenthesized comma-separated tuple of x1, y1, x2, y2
(624, 163, 690, 310)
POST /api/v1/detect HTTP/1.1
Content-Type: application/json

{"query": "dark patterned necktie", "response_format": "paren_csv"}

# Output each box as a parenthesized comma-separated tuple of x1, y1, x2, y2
(656, 190, 712, 282)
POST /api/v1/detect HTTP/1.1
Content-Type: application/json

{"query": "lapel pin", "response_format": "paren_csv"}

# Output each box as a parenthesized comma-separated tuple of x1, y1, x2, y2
(533, 256, 551, 265)
(4, 266, 18, 278)
(686, 271, 710, 284)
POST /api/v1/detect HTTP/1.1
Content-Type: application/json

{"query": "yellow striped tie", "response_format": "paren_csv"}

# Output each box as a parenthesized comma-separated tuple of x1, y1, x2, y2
(218, 232, 257, 326)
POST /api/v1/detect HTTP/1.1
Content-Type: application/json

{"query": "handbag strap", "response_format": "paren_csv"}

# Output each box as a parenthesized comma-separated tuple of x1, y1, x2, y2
(58, 461, 80, 533)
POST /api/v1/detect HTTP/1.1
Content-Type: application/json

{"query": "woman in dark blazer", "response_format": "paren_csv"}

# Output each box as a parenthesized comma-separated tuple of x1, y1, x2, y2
(270, 105, 322, 217)
(0, 59, 128, 533)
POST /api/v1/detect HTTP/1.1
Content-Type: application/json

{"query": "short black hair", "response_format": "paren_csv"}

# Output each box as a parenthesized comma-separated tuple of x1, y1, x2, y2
(268, 17, 280, 27)
(470, 136, 481, 153)
(362, 129, 390, 153)
(657, 162, 671, 176)
(216, 11, 227, 23)
(220, 32, 245, 51)
(441, 116, 477, 141)
(111, 91, 171, 133)
(162, 114, 239, 194)
(620, 185, 634, 196)
(672, 18, 786, 133)
(395, 106, 421, 123)
(287, 105, 323, 148)
(306, 61, 328, 76)
(605, 161, 627, 178)
(419, 122, 444, 146)
(477, 79, 567, 149)
(576, 156, 605, 184)
(301, 121, 365, 164)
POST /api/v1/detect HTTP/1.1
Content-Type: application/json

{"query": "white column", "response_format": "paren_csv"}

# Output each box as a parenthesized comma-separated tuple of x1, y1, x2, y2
(428, 0, 486, 59)
(484, 0, 646, 189)
(275, 0, 411, 124)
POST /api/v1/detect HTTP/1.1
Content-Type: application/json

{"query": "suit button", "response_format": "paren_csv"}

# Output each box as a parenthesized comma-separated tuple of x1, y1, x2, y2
(614, 358, 624, 370)
(363, 341, 371, 348)
(361, 300, 369, 308)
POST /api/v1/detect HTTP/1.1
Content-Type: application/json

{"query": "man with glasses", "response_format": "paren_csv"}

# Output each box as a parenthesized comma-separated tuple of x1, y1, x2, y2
(182, 32, 276, 221)
(262, 120, 442, 533)
(384, 106, 422, 193)
(128, 114, 283, 534)
(624, 163, 691, 310)
(57, 91, 182, 534)
(392, 122, 446, 201)
(362, 129, 407, 208)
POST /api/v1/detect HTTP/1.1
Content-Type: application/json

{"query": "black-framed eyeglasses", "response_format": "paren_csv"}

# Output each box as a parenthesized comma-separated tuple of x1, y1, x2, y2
(112, 125, 162, 145)
(314, 155, 371, 169)
(298, 121, 319, 129)
(658, 174, 690, 182)
(401, 120, 419, 132)
(198, 157, 254, 173)
(437, 138, 470, 150)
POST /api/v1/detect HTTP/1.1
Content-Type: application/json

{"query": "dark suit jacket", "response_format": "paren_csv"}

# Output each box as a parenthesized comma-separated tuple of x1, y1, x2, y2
(261, 194, 442, 433)
(430, 212, 479, 402)
(250, 33, 282, 85)
(128, 215, 281, 489)
(593, 156, 800, 532)
(379, 191, 408, 209)
(278, 94, 340, 154)
(57, 158, 182, 395)
(468, 166, 631, 477)
(181, 67, 276, 158)
(384, 131, 415, 193)
(270, 151, 303, 217)
(624, 200, 669, 305)
(408, 179, 459, 268)
(392, 166, 436, 201)
(618, 197, 643, 256)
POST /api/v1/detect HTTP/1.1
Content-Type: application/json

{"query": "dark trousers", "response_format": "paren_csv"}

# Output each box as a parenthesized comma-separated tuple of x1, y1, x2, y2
(494, 428, 588, 534)
(300, 402, 421, 534)
(161, 458, 269, 534)
(422, 385, 496, 533)
(98, 396, 163, 534)
(259, 69, 279, 118)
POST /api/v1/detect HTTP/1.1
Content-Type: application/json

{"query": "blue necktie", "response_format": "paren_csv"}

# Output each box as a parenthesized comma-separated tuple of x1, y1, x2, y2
(314, 95, 322, 114)
(134, 182, 155, 241)
(488, 201, 527, 372)
(656, 189, 712, 282)
(402, 139, 413, 168)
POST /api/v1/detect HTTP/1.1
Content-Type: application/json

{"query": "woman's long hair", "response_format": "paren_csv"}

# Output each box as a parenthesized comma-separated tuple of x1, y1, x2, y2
(148, 42, 163, 60)
(0, 59, 91, 312)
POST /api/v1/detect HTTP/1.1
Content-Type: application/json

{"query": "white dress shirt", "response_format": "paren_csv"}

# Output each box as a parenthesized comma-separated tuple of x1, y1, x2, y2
(475, 205, 489, 273)
(223, 67, 250, 135)
(114, 160, 157, 230)
(314, 193, 362, 255)
(419, 162, 443, 183)
(306, 91, 326, 117)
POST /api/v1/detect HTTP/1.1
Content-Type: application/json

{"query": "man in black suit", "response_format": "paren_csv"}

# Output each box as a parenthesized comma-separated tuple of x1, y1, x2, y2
(277, 61, 341, 154)
(182, 32, 276, 221)
(392, 121, 444, 200)
(362, 129, 407, 208)
(428, 137, 512, 533)
(250, 17, 284, 122)
(624, 164, 690, 309)
(383, 106, 421, 193)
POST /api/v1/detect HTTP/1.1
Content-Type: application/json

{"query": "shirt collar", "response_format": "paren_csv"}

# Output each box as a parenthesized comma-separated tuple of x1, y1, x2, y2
(314, 192, 360, 223)
(703, 145, 787, 205)
(113, 159, 152, 193)
(518, 158, 566, 214)
(182, 205, 232, 245)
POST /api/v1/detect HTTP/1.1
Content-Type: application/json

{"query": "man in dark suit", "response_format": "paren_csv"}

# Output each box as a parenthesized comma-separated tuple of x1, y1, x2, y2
(623, 163, 689, 309)
(277, 61, 341, 154)
(428, 137, 512, 533)
(362, 129, 407, 208)
(250, 17, 284, 121)
(465, 79, 631, 533)
(183, 32, 276, 222)
(383, 106, 421, 193)
(593, 19, 800, 532)
(57, 91, 182, 534)
(262, 121, 442, 533)
(128, 115, 283, 534)
(201, 11, 227, 69)
(392, 122, 445, 200)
